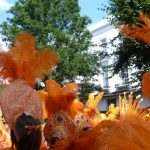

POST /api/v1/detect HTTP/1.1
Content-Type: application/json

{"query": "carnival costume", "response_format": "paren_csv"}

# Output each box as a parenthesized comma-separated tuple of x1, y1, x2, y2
(0, 12, 150, 150)
(0, 32, 59, 149)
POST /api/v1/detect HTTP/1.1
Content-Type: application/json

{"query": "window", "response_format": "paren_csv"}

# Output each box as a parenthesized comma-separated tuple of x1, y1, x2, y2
(102, 57, 109, 88)
(101, 38, 109, 88)
(107, 98, 116, 107)
(102, 66, 109, 88)
(121, 68, 129, 85)
(101, 38, 107, 46)
(100, 38, 107, 51)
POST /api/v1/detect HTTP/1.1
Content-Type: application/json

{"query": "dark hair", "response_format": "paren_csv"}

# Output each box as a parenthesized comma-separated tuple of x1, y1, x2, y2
(11, 113, 42, 150)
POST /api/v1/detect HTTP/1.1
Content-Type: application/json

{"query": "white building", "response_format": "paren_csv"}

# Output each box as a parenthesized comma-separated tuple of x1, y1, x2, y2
(88, 19, 150, 112)
(0, 36, 8, 51)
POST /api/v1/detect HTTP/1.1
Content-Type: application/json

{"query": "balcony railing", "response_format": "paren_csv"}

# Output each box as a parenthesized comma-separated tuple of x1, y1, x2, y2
(115, 83, 130, 91)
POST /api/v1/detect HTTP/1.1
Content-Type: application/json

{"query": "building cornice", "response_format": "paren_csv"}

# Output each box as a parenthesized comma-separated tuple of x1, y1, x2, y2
(88, 19, 111, 33)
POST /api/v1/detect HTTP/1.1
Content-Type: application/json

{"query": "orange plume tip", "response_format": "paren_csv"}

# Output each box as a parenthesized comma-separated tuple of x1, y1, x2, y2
(86, 92, 104, 109)
(44, 80, 80, 116)
(45, 80, 62, 102)
(120, 12, 150, 46)
(62, 83, 79, 101)
(69, 99, 85, 116)
(14, 32, 36, 50)
(73, 99, 84, 110)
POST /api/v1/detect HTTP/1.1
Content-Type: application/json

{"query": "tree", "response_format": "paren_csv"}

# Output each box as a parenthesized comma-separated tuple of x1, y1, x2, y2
(0, 0, 101, 98)
(102, 0, 150, 86)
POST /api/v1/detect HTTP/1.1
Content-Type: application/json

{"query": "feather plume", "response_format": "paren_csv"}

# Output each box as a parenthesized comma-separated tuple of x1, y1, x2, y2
(45, 80, 79, 117)
(0, 32, 59, 87)
(70, 98, 85, 117)
(53, 131, 97, 150)
(119, 12, 150, 46)
(50, 92, 150, 150)
(52, 114, 150, 150)
(95, 115, 150, 150)
(86, 92, 104, 109)
(119, 92, 144, 116)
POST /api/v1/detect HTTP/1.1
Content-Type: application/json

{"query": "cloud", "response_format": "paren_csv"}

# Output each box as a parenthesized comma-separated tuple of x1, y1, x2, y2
(0, 0, 13, 11)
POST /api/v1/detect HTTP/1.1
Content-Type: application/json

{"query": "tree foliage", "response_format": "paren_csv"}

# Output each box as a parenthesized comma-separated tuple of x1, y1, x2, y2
(0, 0, 101, 98)
(103, 0, 150, 86)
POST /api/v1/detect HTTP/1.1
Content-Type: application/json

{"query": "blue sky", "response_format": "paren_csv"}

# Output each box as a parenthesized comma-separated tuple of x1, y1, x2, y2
(79, 0, 109, 23)
(0, 0, 109, 24)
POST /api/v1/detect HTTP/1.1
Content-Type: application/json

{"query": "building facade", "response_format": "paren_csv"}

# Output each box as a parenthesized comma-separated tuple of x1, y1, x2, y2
(88, 19, 149, 112)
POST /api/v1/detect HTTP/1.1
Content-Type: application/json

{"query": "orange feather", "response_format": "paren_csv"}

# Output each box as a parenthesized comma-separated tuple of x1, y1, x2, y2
(0, 32, 59, 87)
(142, 71, 150, 102)
(52, 114, 150, 150)
(45, 80, 79, 117)
(120, 12, 150, 46)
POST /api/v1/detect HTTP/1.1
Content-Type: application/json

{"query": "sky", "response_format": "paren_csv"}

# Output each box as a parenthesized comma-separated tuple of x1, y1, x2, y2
(0, 0, 109, 24)
(79, 0, 109, 24)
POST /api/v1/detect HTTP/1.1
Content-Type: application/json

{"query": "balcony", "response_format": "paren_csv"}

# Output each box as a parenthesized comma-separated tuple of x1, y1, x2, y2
(115, 83, 130, 92)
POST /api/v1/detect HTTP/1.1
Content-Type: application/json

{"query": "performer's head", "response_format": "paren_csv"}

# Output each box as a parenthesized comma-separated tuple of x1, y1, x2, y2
(44, 111, 76, 148)
(11, 113, 42, 150)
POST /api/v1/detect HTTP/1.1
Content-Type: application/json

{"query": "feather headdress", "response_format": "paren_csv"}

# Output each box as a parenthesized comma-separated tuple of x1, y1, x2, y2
(51, 115, 150, 150)
(83, 92, 104, 127)
(51, 94, 150, 150)
(44, 80, 79, 117)
(0, 32, 59, 87)
(0, 32, 59, 128)
(40, 80, 79, 148)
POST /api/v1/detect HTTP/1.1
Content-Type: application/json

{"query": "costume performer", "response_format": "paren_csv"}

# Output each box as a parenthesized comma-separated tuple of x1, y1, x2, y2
(0, 32, 59, 150)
